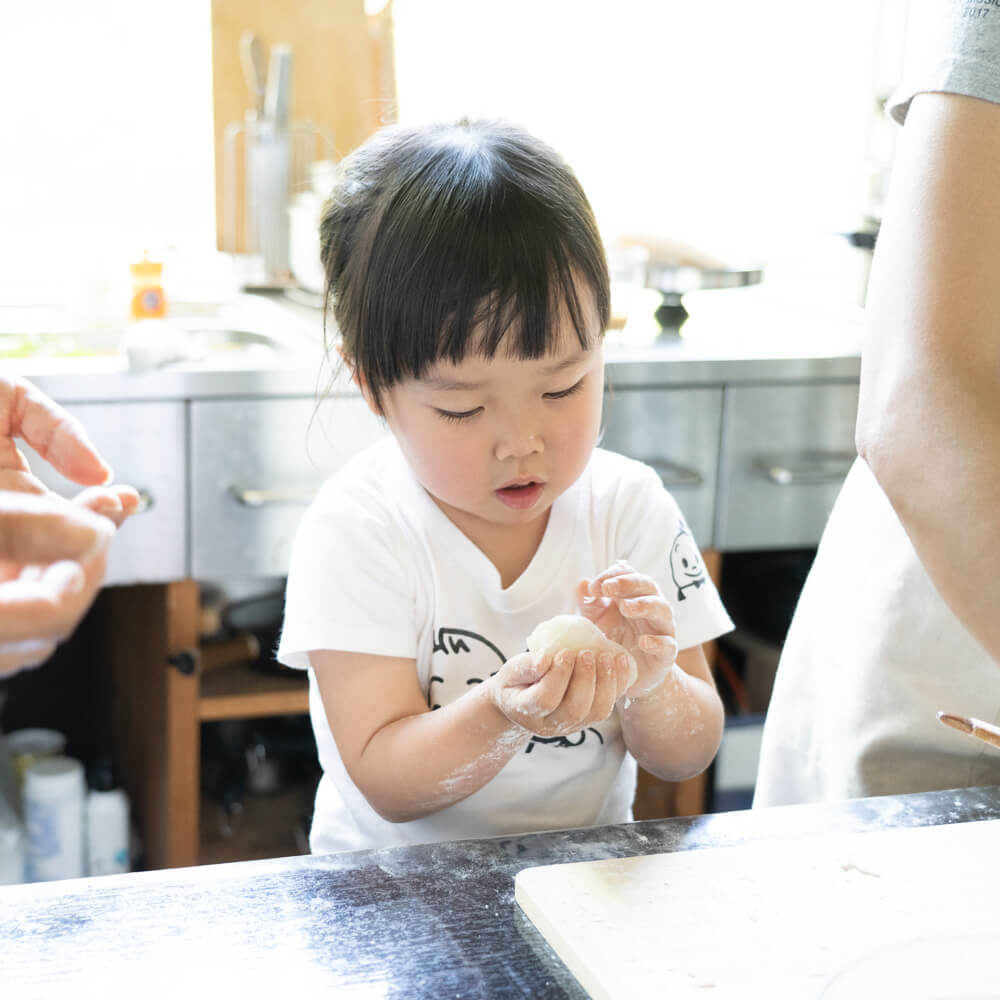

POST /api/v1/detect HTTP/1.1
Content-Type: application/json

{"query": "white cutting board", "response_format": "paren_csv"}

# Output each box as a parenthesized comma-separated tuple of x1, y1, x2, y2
(515, 819, 1000, 999)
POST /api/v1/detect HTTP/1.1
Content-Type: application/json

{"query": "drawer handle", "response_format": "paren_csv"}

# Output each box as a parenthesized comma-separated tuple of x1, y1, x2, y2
(230, 486, 318, 508)
(55, 486, 154, 512)
(643, 459, 704, 487)
(754, 452, 855, 486)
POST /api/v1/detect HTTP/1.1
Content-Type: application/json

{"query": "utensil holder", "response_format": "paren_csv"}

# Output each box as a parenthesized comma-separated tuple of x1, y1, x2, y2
(223, 113, 335, 290)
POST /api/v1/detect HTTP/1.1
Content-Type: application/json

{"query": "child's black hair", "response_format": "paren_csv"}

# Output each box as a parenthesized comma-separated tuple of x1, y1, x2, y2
(319, 119, 610, 413)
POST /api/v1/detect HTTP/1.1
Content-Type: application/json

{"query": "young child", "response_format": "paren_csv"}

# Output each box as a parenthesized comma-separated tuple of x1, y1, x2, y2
(278, 119, 733, 854)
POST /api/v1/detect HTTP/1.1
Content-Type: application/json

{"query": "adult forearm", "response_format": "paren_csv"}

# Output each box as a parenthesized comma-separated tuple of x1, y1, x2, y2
(353, 682, 531, 822)
(620, 665, 723, 782)
(859, 371, 1000, 665)
(854, 92, 1000, 669)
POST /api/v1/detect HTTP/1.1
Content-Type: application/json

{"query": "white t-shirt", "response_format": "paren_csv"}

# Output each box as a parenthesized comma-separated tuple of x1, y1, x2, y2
(756, 5, 1000, 806)
(279, 439, 732, 853)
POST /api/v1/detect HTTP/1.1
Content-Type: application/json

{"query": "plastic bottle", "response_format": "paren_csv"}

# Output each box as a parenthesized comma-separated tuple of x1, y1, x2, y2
(0, 790, 25, 885)
(6, 727, 66, 810)
(0, 698, 24, 883)
(0, 713, 16, 816)
(129, 250, 167, 319)
(23, 756, 86, 882)
(86, 759, 130, 877)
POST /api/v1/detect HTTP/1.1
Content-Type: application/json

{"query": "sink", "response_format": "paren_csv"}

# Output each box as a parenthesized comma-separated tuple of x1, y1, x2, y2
(0, 332, 118, 360)
(2, 323, 320, 375)
(118, 320, 321, 372)
(186, 325, 316, 355)
(194, 328, 287, 351)
(0, 292, 326, 376)
(0, 327, 314, 366)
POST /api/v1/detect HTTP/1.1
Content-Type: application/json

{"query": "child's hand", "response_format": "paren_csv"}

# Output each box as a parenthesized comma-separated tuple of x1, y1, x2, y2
(576, 561, 679, 698)
(486, 647, 634, 738)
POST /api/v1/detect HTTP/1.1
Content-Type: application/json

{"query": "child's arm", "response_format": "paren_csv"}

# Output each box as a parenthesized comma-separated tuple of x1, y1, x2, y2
(311, 642, 634, 823)
(619, 644, 724, 781)
(577, 563, 724, 781)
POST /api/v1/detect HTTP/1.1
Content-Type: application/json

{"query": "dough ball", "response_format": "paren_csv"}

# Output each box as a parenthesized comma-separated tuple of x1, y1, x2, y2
(526, 614, 638, 688)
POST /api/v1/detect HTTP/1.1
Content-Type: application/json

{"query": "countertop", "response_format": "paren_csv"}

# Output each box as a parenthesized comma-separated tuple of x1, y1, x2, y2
(2, 786, 998, 998)
(5, 291, 864, 403)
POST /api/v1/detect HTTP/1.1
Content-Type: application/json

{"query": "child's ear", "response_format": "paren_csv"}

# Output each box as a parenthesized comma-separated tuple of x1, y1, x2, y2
(338, 348, 381, 416)
(357, 379, 381, 417)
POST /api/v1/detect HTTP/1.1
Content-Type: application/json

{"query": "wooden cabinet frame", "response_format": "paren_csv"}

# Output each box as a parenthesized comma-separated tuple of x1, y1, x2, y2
(94, 582, 201, 870)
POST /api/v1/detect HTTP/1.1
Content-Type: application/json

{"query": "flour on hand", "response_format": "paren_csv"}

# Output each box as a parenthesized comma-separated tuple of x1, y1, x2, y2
(526, 614, 638, 689)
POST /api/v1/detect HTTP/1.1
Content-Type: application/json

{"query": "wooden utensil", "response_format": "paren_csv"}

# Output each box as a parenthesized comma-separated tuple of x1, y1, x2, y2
(199, 632, 260, 674)
(937, 711, 1000, 750)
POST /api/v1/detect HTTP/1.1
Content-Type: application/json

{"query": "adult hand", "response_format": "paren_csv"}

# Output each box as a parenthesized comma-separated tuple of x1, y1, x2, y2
(0, 375, 140, 675)
(576, 560, 680, 698)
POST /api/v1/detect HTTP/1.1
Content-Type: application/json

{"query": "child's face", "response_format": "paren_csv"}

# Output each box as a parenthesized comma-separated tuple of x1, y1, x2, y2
(375, 294, 604, 544)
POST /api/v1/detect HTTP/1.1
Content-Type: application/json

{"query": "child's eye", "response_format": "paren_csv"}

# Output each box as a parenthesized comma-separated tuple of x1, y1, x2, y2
(436, 407, 482, 423)
(544, 377, 585, 400)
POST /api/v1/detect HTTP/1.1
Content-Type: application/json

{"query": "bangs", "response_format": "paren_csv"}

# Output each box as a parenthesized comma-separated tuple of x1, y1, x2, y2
(332, 122, 610, 410)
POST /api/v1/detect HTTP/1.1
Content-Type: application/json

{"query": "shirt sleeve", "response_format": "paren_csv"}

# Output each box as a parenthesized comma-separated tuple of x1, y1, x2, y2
(611, 462, 734, 651)
(887, 3, 1000, 124)
(277, 480, 419, 670)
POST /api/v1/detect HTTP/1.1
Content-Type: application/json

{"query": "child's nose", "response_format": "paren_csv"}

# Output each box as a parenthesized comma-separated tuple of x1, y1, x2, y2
(495, 424, 543, 461)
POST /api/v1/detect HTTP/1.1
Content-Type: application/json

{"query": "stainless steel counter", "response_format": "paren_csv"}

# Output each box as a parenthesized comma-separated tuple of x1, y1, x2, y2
(14, 346, 864, 403)
(8, 291, 863, 402)
(1, 786, 997, 999)
(6, 292, 865, 579)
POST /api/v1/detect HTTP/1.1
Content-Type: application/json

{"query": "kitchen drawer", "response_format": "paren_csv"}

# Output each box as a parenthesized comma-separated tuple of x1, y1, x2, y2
(20, 401, 187, 584)
(715, 382, 859, 550)
(190, 396, 386, 579)
(601, 386, 722, 547)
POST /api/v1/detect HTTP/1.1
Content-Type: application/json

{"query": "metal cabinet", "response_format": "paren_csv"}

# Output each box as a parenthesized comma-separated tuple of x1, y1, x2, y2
(21, 401, 187, 584)
(190, 395, 386, 579)
(601, 386, 723, 547)
(715, 382, 859, 550)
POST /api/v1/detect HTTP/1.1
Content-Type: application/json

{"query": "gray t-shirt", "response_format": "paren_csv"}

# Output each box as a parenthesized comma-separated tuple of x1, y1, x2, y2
(887, 1, 1000, 123)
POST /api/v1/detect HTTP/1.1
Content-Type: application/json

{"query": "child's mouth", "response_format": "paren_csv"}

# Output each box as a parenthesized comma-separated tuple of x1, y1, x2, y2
(495, 481, 544, 509)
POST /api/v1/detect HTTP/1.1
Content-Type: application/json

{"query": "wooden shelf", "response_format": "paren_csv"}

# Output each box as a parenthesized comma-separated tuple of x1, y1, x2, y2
(199, 662, 309, 721)
(198, 784, 313, 866)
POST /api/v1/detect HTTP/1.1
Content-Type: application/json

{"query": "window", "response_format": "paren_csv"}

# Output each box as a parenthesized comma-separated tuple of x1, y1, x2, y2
(2, 0, 931, 307)
(0, 0, 215, 301)
(392, 0, 919, 297)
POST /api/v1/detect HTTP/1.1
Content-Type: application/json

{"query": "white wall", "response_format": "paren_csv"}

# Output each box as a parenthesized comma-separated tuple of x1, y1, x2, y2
(393, 1, 915, 283)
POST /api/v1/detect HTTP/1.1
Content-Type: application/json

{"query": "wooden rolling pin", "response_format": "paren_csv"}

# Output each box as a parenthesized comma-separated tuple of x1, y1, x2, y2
(199, 633, 261, 674)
